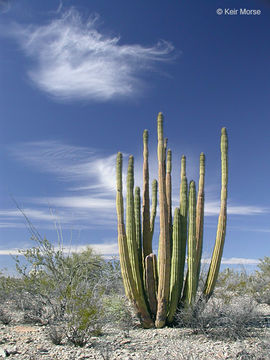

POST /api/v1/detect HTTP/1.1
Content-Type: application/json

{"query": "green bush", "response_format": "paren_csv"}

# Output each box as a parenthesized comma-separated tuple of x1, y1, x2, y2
(3, 226, 123, 342)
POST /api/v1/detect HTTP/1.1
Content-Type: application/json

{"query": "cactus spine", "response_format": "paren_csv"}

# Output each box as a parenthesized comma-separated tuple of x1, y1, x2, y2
(116, 114, 228, 328)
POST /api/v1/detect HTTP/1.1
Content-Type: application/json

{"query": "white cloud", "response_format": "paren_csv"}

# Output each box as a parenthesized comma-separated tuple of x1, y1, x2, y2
(205, 201, 268, 216)
(0, 248, 21, 255)
(0, 242, 119, 257)
(8, 8, 174, 102)
(62, 242, 119, 256)
(202, 257, 260, 265)
(6, 140, 269, 232)
(11, 140, 117, 192)
(0, 208, 62, 222)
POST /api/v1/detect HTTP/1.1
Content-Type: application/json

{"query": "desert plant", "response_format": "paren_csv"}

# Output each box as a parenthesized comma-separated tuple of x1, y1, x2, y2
(175, 295, 261, 340)
(251, 257, 270, 305)
(9, 220, 120, 338)
(116, 112, 228, 328)
(48, 325, 65, 345)
(0, 307, 12, 325)
(103, 294, 134, 337)
(14, 235, 106, 320)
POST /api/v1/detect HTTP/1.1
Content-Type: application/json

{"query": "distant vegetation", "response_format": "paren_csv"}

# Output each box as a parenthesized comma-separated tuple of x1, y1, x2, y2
(0, 235, 269, 347)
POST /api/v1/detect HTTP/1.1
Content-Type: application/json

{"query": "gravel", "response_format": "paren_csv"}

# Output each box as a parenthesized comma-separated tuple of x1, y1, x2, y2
(0, 303, 269, 359)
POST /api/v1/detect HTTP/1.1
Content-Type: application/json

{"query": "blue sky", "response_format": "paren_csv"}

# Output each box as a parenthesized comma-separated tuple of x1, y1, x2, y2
(0, 0, 270, 274)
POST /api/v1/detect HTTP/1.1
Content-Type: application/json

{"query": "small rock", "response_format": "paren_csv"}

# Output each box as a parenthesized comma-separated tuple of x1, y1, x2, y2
(120, 339, 131, 345)
(5, 346, 19, 355)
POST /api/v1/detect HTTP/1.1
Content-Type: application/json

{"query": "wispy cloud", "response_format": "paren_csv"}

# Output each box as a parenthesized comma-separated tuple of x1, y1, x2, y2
(10, 140, 117, 192)
(202, 257, 260, 265)
(0, 241, 119, 257)
(5, 140, 118, 229)
(6, 8, 174, 102)
(205, 201, 268, 216)
(5, 139, 269, 232)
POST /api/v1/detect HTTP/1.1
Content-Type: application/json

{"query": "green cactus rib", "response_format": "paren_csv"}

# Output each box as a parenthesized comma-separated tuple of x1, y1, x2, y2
(134, 186, 143, 281)
(116, 153, 133, 301)
(116, 153, 154, 328)
(142, 130, 152, 259)
(155, 112, 171, 328)
(203, 128, 228, 299)
(179, 156, 188, 255)
(166, 149, 172, 237)
(195, 153, 205, 288)
(167, 207, 181, 323)
(178, 155, 188, 303)
(126, 156, 138, 289)
(145, 253, 158, 316)
(150, 179, 157, 238)
(186, 180, 197, 305)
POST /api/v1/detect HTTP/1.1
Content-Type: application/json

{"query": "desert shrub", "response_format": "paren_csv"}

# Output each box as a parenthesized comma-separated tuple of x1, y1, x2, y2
(103, 294, 134, 337)
(7, 222, 123, 342)
(251, 257, 270, 305)
(0, 273, 23, 302)
(0, 307, 12, 325)
(48, 324, 65, 345)
(175, 295, 261, 340)
(216, 260, 270, 306)
(13, 234, 107, 323)
(215, 268, 253, 299)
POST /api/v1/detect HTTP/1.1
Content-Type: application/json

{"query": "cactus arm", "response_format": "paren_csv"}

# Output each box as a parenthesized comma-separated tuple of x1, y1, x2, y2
(166, 149, 172, 237)
(178, 156, 188, 304)
(126, 156, 139, 289)
(186, 181, 197, 305)
(116, 153, 154, 328)
(179, 156, 188, 266)
(203, 128, 228, 300)
(135, 186, 143, 281)
(145, 253, 158, 316)
(142, 130, 152, 258)
(155, 112, 171, 328)
(195, 153, 205, 288)
(167, 207, 182, 323)
(150, 179, 157, 238)
(116, 152, 134, 301)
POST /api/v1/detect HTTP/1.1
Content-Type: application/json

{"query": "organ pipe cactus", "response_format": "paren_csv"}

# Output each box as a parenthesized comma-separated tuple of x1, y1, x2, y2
(116, 113, 228, 328)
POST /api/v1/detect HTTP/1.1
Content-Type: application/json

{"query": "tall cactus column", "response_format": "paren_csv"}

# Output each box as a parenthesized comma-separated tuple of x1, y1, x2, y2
(116, 153, 154, 328)
(195, 153, 205, 288)
(142, 130, 152, 259)
(203, 128, 228, 300)
(186, 181, 197, 305)
(155, 112, 171, 328)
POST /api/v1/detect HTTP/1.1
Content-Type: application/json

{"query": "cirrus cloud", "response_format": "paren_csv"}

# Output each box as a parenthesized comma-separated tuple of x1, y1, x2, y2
(7, 8, 174, 102)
